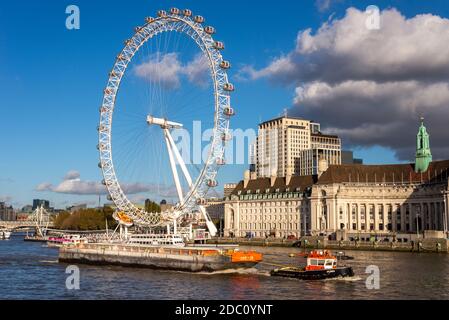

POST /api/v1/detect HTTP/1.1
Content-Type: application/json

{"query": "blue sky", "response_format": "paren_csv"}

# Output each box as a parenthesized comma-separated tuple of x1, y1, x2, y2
(1, 0, 449, 209)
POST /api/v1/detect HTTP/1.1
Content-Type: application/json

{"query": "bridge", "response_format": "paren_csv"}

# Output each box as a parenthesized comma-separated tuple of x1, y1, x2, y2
(0, 205, 54, 232)
(0, 220, 55, 230)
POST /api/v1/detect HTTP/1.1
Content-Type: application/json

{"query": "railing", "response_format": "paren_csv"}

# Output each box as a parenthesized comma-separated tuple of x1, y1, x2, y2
(71, 243, 226, 257)
(0, 221, 55, 228)
(326, 240, 412, 249)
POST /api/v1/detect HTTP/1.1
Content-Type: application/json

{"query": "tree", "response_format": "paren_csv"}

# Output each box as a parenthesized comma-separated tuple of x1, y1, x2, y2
(53, 207, 117, 231)
(145, 199, 161, 213)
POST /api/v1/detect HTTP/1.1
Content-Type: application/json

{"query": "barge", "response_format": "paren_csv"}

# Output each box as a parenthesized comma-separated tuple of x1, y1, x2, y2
(59, 242, 263, 272)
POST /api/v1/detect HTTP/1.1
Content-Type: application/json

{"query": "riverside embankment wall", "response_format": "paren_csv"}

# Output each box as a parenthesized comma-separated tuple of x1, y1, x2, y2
(208, 237, 449, 253)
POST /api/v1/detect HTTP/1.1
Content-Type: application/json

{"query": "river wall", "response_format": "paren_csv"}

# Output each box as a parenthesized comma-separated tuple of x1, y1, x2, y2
(208, 237, 449, 253)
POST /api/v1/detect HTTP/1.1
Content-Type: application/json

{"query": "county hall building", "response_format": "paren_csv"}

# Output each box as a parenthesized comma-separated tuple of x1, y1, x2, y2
(224, 118, 449, 240)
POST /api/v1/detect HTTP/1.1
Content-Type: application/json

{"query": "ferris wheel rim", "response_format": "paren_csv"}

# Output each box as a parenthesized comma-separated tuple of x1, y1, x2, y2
(98, 9, 233, 227)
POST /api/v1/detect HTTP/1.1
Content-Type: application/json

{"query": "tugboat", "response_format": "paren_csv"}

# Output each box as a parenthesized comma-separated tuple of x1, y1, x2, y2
(271, 250, 354, 280)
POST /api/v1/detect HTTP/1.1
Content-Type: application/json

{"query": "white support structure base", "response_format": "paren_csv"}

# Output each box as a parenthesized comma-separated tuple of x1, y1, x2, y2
(148, 115, 218, 238)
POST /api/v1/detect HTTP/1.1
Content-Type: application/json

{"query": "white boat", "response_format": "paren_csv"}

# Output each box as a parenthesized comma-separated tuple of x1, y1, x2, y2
(47, 234, 88, 247)
(0, 230, 11, 240)
(127, 234, 185, 247)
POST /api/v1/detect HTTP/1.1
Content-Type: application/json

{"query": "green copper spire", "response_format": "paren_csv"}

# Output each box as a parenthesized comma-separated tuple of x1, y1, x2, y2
(415, 117, 432, 173)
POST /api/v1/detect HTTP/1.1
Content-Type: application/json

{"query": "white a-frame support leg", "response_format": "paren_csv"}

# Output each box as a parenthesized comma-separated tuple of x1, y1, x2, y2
(166, 130, 193, 188)
(157, 121, 218, 237)
(164, 128, 184, 204)
(166, 130, 217, 236)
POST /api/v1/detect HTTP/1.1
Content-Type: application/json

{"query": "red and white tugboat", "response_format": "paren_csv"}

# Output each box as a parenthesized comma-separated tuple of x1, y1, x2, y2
(271, 250, 354, 280)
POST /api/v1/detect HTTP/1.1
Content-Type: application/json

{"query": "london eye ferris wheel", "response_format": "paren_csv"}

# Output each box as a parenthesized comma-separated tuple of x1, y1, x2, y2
(97, 8, 235, 236)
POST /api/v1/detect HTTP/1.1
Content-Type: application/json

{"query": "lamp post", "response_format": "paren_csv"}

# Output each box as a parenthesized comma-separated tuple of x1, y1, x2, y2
(443, 193, 448, 238)
(416, 213, 420, 239)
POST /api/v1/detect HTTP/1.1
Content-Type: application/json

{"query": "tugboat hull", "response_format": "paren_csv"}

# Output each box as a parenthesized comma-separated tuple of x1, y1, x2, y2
(271, 266, 354, 280)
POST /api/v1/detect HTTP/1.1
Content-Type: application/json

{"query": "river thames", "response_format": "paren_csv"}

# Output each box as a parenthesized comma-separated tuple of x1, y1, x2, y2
(1, 234, 449, 300)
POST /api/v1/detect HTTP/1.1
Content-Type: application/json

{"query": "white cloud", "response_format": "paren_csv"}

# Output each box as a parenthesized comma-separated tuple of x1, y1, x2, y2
(242, 8, 449, 85)
(237, 57, 297, 82)
(51, 179, 106, 195)
(63, 170, 81, 181)
(35, 171, 178, 198)
(134, 52, 182, 89)
(183, 54, 210, 88)
(134, 52, 210, 89)
(35, 182, 53, 192)
(240, 7, 449, 160)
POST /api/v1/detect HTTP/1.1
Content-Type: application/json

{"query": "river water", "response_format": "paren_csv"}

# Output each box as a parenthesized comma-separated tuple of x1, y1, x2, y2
(1, 234, 449, 300)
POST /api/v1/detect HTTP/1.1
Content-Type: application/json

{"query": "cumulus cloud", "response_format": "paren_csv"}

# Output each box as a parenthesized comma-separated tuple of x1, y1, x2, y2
(134, 52, 210, 89)
(135, 53, 182, 89)
(63, 170, 81, 181)
(51, 179, 107, 195)
(35, 182, 53, 192)
(242, 8, 449, 85)
(35, 171, 178, 198)
(240, 7, 449, 161)
(183, 54, 210, 88)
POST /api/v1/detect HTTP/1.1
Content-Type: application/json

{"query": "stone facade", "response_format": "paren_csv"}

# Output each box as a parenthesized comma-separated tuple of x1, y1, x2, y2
(224, 160, 449, 240)
(308, 161, 449, 239)
(0, 202, 16, 221)
(224, 173, 314, 238)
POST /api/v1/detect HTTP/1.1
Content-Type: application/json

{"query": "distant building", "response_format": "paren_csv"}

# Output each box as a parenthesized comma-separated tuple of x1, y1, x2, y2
(0, 202, 16, 221)
(32, 199, 50, 211)
(67, 204, 87, 213)
(300, 132, 342, 176)
(342, 151, 364, 165)
(21, 205, 33, 214)
(158, 199, 174, 213)
(224, 184, 238, 198)
(253, 116, 341, 178)
(16, 213, 31, 221)
(204, 199, 224, 221)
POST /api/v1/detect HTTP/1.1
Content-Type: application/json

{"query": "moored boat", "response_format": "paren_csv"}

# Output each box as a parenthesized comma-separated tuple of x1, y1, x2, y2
(271, 250, 354, 280)
(47, 234, 88, 248)
(0, 230, 11, 240)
